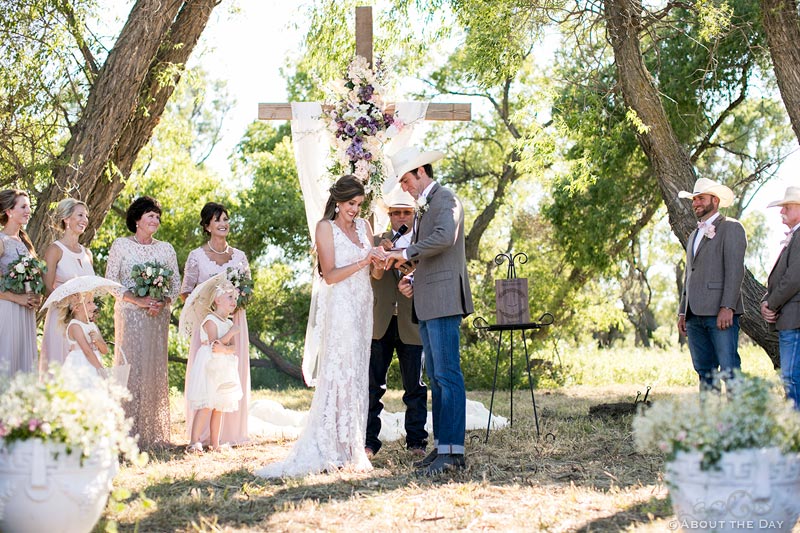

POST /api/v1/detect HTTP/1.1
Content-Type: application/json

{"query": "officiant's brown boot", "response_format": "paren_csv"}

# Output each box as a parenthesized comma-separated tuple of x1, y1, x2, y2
(413, 448, 438, 469)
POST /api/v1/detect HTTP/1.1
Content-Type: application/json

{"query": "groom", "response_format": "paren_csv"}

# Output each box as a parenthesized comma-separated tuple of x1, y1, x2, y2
(385, 146, 474, 475)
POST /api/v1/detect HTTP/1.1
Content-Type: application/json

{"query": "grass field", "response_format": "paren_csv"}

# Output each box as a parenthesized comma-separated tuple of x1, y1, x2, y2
(99, 343, 794, 532)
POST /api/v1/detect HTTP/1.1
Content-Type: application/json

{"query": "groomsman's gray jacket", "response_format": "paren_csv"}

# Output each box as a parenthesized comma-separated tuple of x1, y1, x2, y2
(405, 183, 474, 322)
(679, 215, 747, 317)
(764, 231, 800, 331)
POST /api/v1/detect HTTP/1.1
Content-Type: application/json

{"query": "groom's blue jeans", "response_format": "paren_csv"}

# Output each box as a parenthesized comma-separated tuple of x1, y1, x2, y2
(419, 315, 466, 454)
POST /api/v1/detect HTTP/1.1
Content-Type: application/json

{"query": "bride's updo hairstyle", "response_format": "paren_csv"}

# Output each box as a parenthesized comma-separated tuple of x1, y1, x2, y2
(322, 175, 365, 221)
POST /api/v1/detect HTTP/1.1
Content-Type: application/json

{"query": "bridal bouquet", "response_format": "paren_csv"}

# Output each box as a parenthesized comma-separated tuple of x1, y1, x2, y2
(324, 55, 402, 212)
(226, 265, 253, 309)
(1, 254, 46, 294)
(130, 261, 173, 301)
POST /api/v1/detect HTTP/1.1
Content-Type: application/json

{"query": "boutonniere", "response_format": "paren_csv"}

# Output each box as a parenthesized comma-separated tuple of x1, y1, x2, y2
(416, 197, 429, 215)
(702, 225, 716, 239)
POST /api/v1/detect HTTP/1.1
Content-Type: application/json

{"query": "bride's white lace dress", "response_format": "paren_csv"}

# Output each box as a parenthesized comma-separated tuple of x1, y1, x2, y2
(255, 218, 373, 477)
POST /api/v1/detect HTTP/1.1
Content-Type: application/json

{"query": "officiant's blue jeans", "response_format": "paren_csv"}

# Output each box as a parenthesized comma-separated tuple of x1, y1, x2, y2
(779, 329, 800, 409)
(419, 315, 466, 454)
(685, 313, 741, 389)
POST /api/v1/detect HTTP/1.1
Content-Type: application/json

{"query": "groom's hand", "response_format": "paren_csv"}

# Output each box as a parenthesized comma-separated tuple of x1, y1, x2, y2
(398, 275, 414, 298)
(384, 250, 406, 270)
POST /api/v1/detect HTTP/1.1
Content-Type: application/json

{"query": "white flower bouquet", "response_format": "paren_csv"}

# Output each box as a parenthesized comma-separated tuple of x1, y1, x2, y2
(226, 265, 253, 309)
(1, 254, 47, 294)
(130, 261, 173, 301)
(0, 367, 143, 464)
(633, 373, 800, 470)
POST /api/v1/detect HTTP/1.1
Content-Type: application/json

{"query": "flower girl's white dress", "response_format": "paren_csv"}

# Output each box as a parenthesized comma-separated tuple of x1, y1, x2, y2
(186, 314, 243, 413)
(63, 319, 103, 386)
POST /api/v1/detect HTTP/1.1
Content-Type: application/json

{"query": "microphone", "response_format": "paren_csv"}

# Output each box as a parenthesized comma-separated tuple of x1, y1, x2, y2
(390, 224, 409, 246)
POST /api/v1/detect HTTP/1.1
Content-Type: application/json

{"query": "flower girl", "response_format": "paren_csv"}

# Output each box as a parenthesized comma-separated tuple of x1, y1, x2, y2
(185, 280, 243, 453)
(62, 292, 109, 385)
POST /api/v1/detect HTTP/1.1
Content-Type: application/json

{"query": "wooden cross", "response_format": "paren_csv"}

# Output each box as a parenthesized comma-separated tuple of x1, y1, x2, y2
(258, 6, 471, 122)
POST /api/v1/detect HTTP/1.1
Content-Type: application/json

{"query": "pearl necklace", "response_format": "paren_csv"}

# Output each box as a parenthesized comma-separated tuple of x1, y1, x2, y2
(132, 234, 153, 245)
(208, 241, 231, 255)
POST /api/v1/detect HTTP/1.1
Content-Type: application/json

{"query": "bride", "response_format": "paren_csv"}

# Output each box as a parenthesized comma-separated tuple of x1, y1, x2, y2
(255, 175, 386, 477)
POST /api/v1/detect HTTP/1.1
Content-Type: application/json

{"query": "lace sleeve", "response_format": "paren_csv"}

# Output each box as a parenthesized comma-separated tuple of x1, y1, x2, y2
(164, 243, 181, 300)
(105, 238, 123, 284)
(181, 249, 200, 295)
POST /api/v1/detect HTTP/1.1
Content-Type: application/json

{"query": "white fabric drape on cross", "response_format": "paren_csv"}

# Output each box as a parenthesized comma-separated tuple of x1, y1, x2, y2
(291, 101, 429, 386)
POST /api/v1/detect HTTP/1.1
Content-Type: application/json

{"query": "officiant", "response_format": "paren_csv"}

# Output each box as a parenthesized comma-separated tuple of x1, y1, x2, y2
(365, 188, 428, 459)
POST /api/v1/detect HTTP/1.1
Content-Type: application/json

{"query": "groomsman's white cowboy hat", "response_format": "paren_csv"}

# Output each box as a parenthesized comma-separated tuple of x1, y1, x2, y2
(389, 146, 445, 179)
(678, 177, 735, 208)
(767, 186, 800, 207)
(375, 188, 416, 215)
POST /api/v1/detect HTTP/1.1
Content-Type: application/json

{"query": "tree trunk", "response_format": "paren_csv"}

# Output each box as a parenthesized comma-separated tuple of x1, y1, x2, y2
(761, 0, 800, 144)
(28, 0, 220, 251)
(604, 0, 779, 366)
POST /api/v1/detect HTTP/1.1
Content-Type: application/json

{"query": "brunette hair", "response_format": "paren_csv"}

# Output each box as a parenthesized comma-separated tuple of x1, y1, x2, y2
(52, 198, 89, 232)
(321, 175, 365, 221)
(0, 189, 36, 256)
(125, 196, 162, 233)
(200, 202, 229, 236)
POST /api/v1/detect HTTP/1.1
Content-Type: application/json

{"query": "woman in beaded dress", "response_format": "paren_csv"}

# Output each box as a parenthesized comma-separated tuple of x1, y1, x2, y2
(40, 198, 95, 373)
(0, 189, 42, 378)
(105, 196, 181, 449)
(181, 202, 252, 446)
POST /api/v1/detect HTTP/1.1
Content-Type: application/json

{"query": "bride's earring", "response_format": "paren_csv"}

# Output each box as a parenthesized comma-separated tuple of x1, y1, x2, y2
(335, 204, 339, 214)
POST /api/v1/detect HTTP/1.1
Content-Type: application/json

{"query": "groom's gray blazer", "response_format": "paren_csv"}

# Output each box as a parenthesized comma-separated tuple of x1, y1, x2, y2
(405, 183, 474, 322)
(678, 215, 747, 317)
(764, 231, 800, 331)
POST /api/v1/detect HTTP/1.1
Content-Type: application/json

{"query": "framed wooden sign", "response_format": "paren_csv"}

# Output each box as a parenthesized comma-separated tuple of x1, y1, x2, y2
(496, 278, 530, 325)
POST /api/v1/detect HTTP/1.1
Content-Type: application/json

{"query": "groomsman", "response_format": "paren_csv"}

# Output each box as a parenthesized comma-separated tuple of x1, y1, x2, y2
(385, 146, 474, 475)
(677, 178, 747, 389)
(761, 186, 800, 409)
(365, 189, 428, 458)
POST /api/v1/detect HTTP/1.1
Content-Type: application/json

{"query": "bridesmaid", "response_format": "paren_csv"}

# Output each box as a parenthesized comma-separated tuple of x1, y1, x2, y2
(105, 196, 180, 449)
(0, 189, 42, 377)
(181, 202, 252, 446)
(40, 198, 95, 373)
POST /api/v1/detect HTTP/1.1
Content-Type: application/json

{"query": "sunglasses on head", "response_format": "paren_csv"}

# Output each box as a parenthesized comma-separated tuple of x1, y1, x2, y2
(389, 209, 414, 216)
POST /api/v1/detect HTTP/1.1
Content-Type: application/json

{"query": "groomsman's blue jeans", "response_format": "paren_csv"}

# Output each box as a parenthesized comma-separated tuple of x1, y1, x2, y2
(779, 329, 800, 409)
(419, 315, 466, 454)
(685, 313, 741, 389)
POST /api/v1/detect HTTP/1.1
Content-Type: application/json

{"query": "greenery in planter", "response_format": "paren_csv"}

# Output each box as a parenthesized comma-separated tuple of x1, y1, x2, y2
(633, 372, 800, 470)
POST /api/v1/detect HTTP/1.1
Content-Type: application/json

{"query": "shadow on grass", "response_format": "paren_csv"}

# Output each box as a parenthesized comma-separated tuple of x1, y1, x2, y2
(575, 495, 673, 532)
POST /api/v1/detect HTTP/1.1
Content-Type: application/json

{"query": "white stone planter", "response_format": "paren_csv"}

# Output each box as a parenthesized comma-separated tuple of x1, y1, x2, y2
(666, 447, 800, 532)
(0, 438, 118, 533)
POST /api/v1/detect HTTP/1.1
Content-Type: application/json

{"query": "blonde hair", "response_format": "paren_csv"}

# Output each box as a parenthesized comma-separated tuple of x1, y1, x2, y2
(59, 293, 90, 329)
(52, 198, 89, 233)
(210, 280, 237, 313)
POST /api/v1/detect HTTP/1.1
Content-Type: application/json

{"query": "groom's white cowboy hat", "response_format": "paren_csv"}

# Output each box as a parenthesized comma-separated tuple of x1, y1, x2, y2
(390, 146, 445, 179)
(376, 187, 416, 215)
(767, 186, 800, 208)
(678, 177, 735, 208)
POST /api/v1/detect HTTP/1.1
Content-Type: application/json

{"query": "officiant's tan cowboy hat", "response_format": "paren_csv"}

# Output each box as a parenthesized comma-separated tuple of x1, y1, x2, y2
(678, 178, 735, 208)
(767, 186, 800, 208)
(390, 146, 445, 179)
(376, 188, 416, 214)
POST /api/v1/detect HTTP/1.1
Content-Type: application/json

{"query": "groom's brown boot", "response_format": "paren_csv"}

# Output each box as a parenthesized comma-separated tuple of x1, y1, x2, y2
(413, 448, 438, 469)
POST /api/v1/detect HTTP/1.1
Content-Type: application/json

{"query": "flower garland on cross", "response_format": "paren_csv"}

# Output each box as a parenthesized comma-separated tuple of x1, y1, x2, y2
(323, 56, 404, 215)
